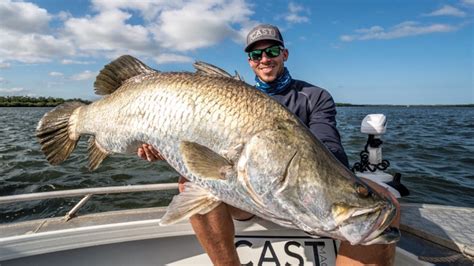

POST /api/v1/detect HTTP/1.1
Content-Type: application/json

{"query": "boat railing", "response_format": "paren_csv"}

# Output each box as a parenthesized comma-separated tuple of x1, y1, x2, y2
(0, 183, 179, 221)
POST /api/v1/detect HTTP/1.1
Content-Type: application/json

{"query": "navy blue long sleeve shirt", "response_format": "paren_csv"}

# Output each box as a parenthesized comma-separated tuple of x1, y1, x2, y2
(271, 79, 349, 168)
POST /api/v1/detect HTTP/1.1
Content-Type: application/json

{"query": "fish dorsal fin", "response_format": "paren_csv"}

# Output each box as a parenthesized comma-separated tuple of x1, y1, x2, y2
(180, 141, 233, 180)
(88, 136, 109, 170)
(94, 55, 157, 95)
(193, 61, 243, 81)
(159, 182, 221, 225)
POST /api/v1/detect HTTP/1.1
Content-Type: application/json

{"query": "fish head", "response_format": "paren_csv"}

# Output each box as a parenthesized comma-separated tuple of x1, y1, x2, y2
(300, 169, 400, 245)
(270, 145, 399, 245)
(240, 123, 399, 245)
(329, 182, 399, 244)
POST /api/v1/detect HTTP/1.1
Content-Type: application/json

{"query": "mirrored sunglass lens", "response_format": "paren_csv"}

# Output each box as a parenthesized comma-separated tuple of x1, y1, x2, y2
(249, 50, 262, 60)
(249, 46, 281, 60)
(266, 46, 281, 57)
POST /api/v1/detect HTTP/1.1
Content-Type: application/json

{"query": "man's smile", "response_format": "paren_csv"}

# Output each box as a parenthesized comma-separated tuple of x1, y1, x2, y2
(258, 65, 275, 73)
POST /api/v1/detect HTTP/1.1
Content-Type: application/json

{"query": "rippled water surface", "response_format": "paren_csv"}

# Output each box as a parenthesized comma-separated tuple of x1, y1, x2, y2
(1, 106, 473, 223)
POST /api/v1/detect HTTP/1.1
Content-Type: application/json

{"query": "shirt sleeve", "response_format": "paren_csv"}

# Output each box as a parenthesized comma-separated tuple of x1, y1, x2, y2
(307, 89, 350, 168)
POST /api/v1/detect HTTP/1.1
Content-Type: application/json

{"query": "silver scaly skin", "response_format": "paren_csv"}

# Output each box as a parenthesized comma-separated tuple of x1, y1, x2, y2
(36, 55, 399, 245)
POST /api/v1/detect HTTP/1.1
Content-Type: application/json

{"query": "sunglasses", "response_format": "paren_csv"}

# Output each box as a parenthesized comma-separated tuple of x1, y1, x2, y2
(248, 45, 284, 61)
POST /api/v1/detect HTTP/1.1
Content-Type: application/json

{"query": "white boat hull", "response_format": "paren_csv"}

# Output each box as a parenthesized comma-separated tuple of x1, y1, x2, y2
(0, 206, 438, 266)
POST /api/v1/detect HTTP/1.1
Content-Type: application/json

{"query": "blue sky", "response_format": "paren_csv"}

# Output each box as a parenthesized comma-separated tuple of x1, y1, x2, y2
(0, 0, 472, 104)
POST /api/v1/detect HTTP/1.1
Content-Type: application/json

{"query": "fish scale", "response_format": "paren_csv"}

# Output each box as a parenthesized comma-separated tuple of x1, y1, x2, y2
(84, 73, 269, 177)
(36, 55, 399, 245)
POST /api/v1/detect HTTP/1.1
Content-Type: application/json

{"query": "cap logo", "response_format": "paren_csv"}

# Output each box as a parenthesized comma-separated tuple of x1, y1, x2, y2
(249, 28, 276, 42)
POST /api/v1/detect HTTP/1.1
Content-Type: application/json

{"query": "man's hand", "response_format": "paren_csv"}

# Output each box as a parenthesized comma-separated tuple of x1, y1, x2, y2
(137, 144, 164, 161)
(137, 144, 188, 191)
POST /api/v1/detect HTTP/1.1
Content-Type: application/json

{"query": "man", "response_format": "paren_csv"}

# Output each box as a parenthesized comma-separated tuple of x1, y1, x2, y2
(138, 24, 400, 266)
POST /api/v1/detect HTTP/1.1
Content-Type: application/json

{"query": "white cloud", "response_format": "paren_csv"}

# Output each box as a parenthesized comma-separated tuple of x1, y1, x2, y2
(56, 10, 73, 21)
(62, 0, 252, 55)
(47, 81, 65, 88)
(341, 21, 458, 42)
(61, 59, 94, 65)
(150, 0, 252, 51)
(285, 2, 309, 24)
(0, 77, 6, 84)
(0, 31, 76, 63)
(0, 87, 26, 94)
(423, 5, 466, 17)
(154, 53, 194, 64)
(0, 62, 10, 69)
(90, 0, 173, 21)
(0, 0, 51, 34)
(49, 71, 64, 77)
(0, 1, 75, 63)
(461, 0, 474, 6)
(64, 9, 155, 56)
(70, 70, 97, 81)
(0, 0, 254, 64)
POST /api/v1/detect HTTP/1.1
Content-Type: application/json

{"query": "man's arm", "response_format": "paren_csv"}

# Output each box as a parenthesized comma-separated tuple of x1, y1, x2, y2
(307, 89, 349, 168)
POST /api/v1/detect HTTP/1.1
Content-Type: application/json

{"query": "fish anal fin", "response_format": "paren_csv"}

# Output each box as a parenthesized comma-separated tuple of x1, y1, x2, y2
(88, 136, 109, 171)
(94, 55, 157, 95)
(180, 141, 233, 180)
(159, 182, 221, 225)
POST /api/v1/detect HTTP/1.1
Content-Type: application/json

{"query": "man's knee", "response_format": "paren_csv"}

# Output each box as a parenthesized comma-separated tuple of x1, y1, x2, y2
(227, 205, 254, 221)
(337, 241, 396, 266)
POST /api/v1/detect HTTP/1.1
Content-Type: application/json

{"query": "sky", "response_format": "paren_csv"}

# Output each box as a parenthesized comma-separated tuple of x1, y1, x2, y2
(0, 0, 472, 105)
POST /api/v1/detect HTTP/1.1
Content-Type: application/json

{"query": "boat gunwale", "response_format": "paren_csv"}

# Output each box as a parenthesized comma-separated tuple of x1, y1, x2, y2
(0, 183, 179, 204)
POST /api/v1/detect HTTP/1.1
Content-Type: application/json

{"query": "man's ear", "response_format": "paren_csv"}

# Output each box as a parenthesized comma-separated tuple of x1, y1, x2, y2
(283, 49, 289, 61)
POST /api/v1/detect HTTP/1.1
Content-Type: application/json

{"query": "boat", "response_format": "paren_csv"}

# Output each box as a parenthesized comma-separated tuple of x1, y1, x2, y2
(1, 115, 472, 265)
(0, 185, 472, 265)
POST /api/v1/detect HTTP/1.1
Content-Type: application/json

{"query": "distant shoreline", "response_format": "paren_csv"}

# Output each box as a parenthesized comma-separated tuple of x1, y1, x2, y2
(0, 96, 91, 107)
(0, 96, 471, 108)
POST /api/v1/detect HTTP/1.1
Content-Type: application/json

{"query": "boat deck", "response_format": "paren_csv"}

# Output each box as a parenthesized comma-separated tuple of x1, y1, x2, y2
(1, 201, 473, 265)
(399, 203, 473, 265)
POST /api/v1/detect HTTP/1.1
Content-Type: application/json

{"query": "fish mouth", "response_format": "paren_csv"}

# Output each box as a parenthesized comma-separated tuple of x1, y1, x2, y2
(360, 200, 399, 245)
(333, 199, 398, 245)
(363, 226, 400, 245)
(333, 202, 384, 227)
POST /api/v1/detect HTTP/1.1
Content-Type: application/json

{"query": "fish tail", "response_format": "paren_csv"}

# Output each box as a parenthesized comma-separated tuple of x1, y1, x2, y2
(36, 101, 86, 165)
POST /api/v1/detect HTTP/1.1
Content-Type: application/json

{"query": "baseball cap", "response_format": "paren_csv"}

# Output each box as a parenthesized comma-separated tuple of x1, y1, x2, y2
(244, 24, 284, 52)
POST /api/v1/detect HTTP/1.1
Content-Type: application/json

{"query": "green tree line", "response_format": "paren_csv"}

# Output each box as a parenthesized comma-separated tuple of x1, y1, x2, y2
(0, 96, 90, 107)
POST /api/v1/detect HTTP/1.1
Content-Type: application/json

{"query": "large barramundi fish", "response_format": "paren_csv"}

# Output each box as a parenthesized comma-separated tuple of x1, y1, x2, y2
(36, 55, 399, 245)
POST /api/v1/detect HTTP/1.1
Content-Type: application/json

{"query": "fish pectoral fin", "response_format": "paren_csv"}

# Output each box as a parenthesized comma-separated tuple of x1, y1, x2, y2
(88, 136, 110, 171)
(159, 182, 221, 225)
(180, 141, 234, 180)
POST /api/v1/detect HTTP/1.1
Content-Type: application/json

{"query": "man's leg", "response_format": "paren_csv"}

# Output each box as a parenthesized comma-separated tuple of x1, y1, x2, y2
(336, 179, 401, 266)
(190, 204, 241, 265)
(337, 242, 397, 266)
(179, 177, 242, 266)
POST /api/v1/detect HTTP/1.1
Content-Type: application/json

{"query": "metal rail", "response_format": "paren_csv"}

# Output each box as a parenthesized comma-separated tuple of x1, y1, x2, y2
(0, 183, 179, 204)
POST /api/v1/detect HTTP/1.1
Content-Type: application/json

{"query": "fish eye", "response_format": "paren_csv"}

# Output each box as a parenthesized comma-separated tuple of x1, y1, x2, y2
(355, 184, 370, 198)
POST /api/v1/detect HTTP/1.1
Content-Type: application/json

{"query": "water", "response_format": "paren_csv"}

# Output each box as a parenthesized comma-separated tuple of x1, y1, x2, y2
(1, 106, 473, 223)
